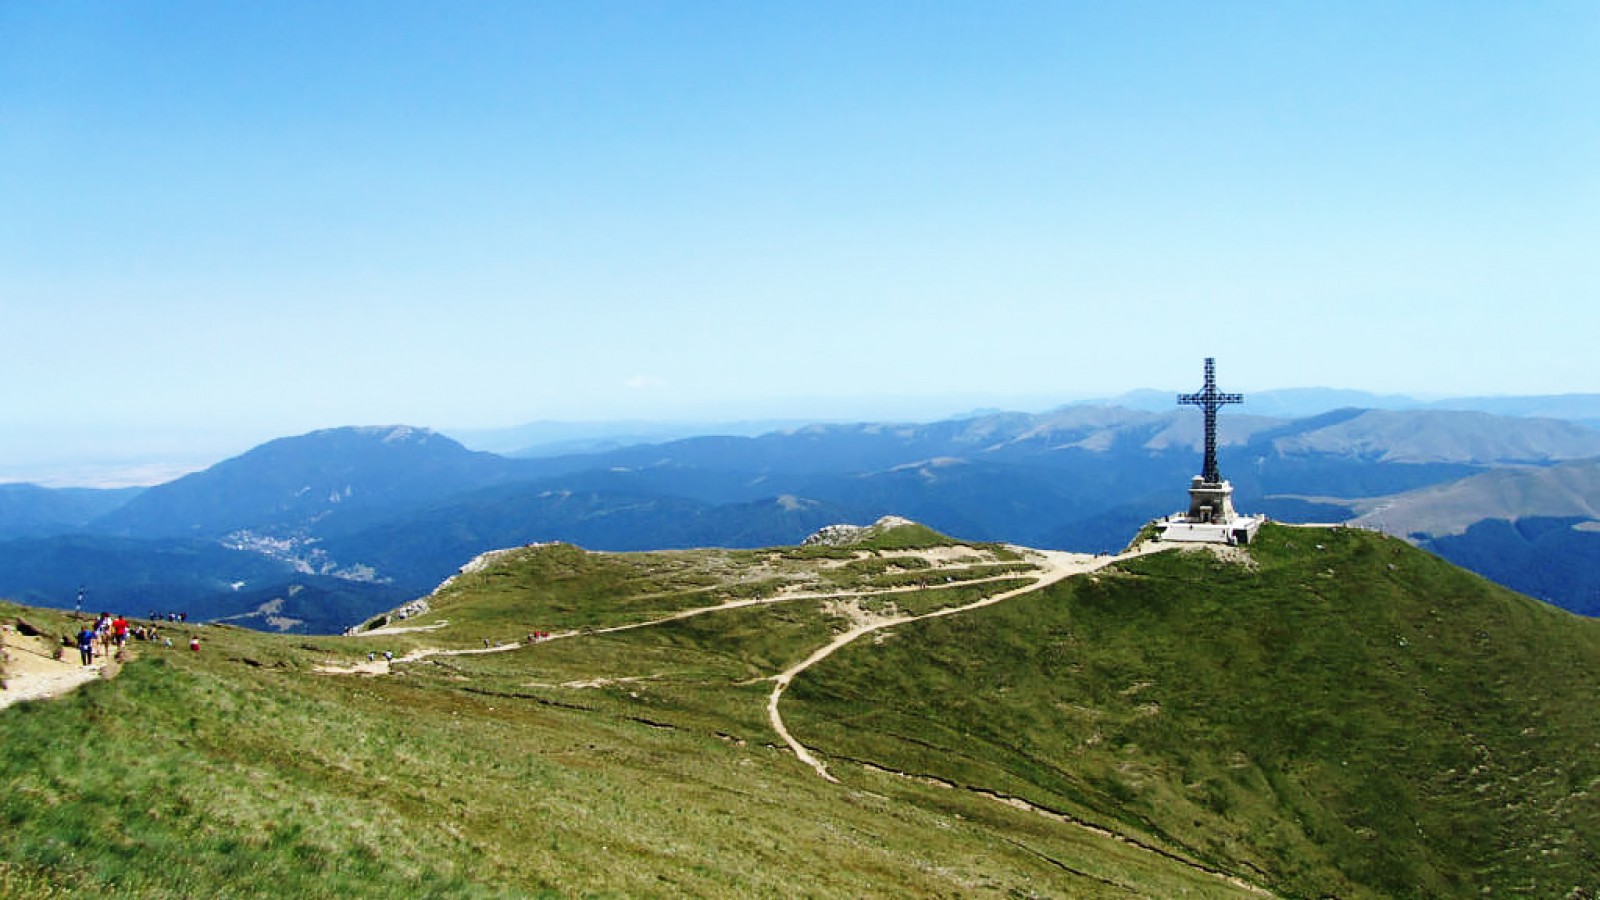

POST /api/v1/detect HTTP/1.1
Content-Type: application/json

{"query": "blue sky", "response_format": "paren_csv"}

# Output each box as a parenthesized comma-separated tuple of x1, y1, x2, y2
(2, 2, 1597, 482)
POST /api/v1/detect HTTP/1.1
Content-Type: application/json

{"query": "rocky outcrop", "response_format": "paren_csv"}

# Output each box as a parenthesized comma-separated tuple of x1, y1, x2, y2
(802, 515, 919, 547)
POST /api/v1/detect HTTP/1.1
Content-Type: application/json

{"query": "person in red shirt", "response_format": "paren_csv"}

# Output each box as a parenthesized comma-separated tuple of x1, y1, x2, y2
(112, 615, 130, 649)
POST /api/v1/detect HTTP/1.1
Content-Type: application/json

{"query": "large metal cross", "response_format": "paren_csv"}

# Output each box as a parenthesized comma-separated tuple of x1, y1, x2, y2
(1178, 357, 1243, 484)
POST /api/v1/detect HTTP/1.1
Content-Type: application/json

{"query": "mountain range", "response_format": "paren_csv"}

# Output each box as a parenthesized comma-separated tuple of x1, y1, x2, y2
(3, 402, 1600, 631)
(1087, 387, 1600, 428)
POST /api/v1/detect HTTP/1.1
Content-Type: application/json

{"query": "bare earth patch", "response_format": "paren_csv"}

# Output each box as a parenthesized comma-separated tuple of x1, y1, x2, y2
(0, 625, 119, 711)
(360, 619, 452, 636)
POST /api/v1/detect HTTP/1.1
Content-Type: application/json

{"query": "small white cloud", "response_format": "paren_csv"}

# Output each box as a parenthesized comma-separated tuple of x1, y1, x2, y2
(624, 375, 667, 390)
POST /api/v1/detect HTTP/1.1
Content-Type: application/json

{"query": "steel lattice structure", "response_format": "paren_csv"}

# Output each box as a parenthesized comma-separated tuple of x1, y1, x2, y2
(1177, 357, 1243, 484)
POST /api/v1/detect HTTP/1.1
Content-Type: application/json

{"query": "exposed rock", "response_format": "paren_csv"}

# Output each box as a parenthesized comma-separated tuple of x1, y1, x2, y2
(802, 515, 919, 547)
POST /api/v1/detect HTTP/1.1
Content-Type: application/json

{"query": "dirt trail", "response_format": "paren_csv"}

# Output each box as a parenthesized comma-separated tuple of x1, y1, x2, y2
(314, 639, 528, 675)
(317, 546, 1147, 690)
(311, 538, 1269, 893)
(317, 559, 1032, 675)
(762, 541, 1275, 896)
(0, 626, 120, 712)
(586, 571, 1032, 638)
(765, 547, 1150, 782)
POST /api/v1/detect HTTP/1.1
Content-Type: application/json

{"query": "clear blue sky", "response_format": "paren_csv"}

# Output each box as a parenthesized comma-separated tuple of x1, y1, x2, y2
(2, 2, 1597, 481)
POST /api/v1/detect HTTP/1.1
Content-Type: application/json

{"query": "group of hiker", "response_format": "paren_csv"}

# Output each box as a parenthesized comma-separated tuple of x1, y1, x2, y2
(480, 632, 554, 650)
(74, 613, 199, 666)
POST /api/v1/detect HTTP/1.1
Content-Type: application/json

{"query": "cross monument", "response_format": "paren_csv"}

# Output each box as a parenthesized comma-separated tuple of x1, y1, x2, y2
(1177, 357, 1243, 485)
(1156, 357, 1264, 544)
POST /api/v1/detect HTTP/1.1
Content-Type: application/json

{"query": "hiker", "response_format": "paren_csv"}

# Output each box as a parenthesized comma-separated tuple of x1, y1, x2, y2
(112, 615, 129, 648)
(483, 638, 491, 649)
(383, 650, 394, 663)
(189, 636, 200, 652)
(76, 626, 96, 667)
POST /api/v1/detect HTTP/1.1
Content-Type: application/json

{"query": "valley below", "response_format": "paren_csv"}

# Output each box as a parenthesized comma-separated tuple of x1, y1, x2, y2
(6, 404, 1600, 633)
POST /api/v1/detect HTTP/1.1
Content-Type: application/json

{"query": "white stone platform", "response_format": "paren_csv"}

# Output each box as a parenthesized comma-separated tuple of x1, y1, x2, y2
(1157, 514, 1264, 546)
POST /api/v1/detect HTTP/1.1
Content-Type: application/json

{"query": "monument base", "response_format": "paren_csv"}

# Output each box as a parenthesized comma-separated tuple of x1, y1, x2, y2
(1157, 514, 1263, 546)
(1186, 477, 1237, 524)
(1156, 478, 1262, 545)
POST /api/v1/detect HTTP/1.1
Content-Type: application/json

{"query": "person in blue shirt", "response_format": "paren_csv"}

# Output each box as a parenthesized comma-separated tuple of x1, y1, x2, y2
(76, 626, 96, 667)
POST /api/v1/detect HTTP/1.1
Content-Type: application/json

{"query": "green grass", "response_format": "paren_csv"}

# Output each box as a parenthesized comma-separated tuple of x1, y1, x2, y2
(2, 543, 1250, 897)
(367, 545, 805, 654)
(781, 519, 999, 555)
(848, 521, 964, 551)
(787, 525, 1600, 897)
(5, 526, 1596, 897)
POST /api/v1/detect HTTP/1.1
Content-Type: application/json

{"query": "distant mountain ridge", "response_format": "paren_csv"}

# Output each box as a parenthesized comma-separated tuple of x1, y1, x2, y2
(1348, 459, 1600, 537)
(92, 425, 527, 540)
(1087, 387, 1600, 427)
(0, 483, 142, 539)
(448, 418, 816, 457)
(444, 390, 1600, 458)
(4, 404, 1600, 630)
(1264, 408, 1600, 464)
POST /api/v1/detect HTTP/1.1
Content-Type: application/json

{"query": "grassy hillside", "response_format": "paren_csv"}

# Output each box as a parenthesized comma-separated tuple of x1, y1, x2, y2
(1348, 457, 1600, 538)
(1, 537, 1233, 898)
(3, 524, 1596, 897)
(787, 525, 1600, 897)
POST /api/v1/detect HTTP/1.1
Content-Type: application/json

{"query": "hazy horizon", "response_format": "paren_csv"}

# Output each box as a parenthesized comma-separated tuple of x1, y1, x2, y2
(5, 3, 1595, 485)
(7, 380, 1600, 489)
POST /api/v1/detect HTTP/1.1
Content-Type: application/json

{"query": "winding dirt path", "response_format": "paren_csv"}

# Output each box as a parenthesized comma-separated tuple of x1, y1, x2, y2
(765, 547, 1145, 782)
(318, 547, 1148, 698)
(586, 571, 1034, 637)
(317, 564, 1035, 675)
(761, 542, 1276, 896)
(313, 538, 1271, 894)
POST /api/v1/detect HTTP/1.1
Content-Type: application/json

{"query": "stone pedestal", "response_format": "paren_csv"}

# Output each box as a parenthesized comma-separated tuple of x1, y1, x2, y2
(1156, 477, 1262, 546)
(1186, 477, 1237, 525)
